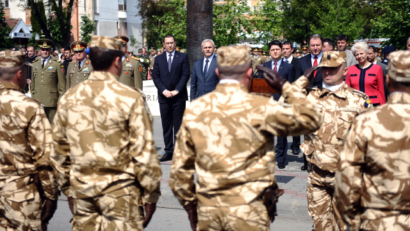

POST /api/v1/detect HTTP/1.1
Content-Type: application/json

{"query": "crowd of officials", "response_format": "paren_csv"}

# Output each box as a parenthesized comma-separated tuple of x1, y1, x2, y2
(0, 32, 409, 231)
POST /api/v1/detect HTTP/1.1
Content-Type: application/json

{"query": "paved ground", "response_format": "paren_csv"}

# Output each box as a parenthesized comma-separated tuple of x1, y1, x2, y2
(48, 116, 313, 230)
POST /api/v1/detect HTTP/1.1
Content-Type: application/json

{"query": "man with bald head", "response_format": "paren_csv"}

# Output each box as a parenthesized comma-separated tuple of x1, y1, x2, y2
(170, 45, 322, 231)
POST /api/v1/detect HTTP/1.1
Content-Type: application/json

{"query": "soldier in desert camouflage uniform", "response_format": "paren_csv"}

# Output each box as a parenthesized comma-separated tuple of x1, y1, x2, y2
(169, 45, 323, 231)
(335, 50, 410, 231)
(0, 50, 58, 230)
(295, 51, 372, 231)
(51, 36, 161, 231)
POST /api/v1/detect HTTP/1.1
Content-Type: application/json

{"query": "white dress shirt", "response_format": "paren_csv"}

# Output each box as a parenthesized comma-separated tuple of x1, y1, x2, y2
(219, 79, 240, 84)
(77, 58, 86, 68)
(203, 54, 215, 72)
(166, 50, 176, 63)
(41, 56, 51, 66)
(311, 52, 323, 66)
(271, 59, 282, 71)
(283, 55, 293, 64)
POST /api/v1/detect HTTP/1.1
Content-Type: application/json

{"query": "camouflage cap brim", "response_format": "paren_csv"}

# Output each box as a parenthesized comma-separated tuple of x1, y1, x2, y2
(0, 50, 31, 68)
(387, 50, 410, 82)
(317, 51, 347, 68)
(91, 36, 123, 51)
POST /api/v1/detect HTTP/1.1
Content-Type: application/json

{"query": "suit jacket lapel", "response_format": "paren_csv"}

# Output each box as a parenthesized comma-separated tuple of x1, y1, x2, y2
(306, 55, 312, 68)
(205, 57, 217, 80)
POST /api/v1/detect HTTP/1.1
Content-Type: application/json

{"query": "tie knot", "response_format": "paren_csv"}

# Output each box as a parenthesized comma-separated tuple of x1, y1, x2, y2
(206, 59, 209, 63)
(169, 54, 173, 57)
(314, 56, 318, 59)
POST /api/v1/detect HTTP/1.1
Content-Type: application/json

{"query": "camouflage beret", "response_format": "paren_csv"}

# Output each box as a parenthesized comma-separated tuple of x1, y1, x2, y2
(387, 50, 410, 82)
(0, 50, 32, 68)
(90, 36, 123, 51)
(318, 51, 347, 68)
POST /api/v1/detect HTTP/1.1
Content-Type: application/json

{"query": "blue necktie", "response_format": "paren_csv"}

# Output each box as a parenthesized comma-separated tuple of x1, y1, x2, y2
(168, 54, 172, 72)
(204, 59, 209, 77)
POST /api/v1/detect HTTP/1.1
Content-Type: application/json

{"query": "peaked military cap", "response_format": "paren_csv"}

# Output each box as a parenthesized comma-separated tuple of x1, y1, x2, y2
(113, 35, 129, 45)
(71, 41, 87, 52)
(318, 51, 347, 68)
(295, 49, 302, 53)
(37, 39, 53, 49)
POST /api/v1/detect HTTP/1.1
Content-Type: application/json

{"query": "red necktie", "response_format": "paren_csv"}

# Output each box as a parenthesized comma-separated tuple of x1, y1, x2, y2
(274, 62, 277, 72)
(313, 56, 318, 78)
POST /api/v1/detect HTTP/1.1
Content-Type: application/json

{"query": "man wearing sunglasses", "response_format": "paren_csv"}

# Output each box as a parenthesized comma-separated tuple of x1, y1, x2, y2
(65, 41, 93, 90)
(31, 39, 66, 123)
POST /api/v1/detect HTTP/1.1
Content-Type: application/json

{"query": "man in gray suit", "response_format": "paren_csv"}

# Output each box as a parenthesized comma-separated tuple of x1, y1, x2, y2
(337, 34, 358, 67)
(190, 39, 219, 101)
(368, 45, 389, 100)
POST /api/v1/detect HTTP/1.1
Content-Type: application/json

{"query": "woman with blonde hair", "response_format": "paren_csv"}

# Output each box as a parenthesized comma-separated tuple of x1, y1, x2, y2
(345, 41, 385, 106)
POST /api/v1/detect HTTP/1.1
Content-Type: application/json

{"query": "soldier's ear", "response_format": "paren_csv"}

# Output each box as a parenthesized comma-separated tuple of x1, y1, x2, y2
(215, 68, 220, 79)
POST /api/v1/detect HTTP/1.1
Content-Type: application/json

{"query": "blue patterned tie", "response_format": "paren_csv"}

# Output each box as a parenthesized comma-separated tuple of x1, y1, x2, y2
(204, 59, 209, 77)
(168, 54, 172, 72)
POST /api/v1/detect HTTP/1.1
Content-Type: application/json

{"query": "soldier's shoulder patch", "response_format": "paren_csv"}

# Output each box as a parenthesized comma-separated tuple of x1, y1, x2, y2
(61, 64, 65, 74)
(86, 60, 90, 65)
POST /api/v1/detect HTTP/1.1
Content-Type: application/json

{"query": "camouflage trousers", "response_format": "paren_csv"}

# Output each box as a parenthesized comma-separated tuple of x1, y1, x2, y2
(307, 164, 345, 231)
(359, 209, 410, 231)
(0, 185, 44, 231)
(197, 200, 270, 231)
(72, 187, 143, 231)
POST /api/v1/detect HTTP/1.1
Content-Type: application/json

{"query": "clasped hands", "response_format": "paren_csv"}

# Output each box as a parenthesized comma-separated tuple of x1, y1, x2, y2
(163, 89, 179, 98)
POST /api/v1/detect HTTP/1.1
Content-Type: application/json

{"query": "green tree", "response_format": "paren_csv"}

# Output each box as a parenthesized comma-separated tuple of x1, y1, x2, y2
(0, 2, 14, 49)
(250, 0, 282, 43)
(26, 0, 75, 49)
(372, 0, 410, 49)
(80, 15, 96, 44)
(213, 0, 252, 46)
(310, 0, 365, 39)
(129, 35, 142, 50)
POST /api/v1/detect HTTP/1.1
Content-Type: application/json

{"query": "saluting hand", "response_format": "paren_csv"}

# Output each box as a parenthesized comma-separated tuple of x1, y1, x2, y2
(256, 66, 287, 93)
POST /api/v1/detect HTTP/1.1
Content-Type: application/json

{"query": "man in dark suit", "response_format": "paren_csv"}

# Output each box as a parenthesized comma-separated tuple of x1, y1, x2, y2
(282, 41, 301, 156)
(152, 35, 190, 162)
(294, 34, 324, 170)
(258, 40, 294, 169)
(191, 39, 219, 101)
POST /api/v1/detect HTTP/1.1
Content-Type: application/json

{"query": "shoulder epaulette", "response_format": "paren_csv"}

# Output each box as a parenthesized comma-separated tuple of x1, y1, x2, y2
(131, 56, 140, 61)
(352, 89, 368, 98)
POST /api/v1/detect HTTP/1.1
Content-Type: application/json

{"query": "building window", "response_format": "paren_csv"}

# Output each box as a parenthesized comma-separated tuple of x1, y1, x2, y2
(94, 0, 99, 13)
(4, 0, 9, 7)
(94, 20, 98, 35)
(118, 0, 126, 11)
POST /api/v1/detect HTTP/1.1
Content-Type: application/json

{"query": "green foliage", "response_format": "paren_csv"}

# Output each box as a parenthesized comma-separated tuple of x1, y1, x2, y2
(372, 0, 410, 49)
(151, 0, 187, 48)
(0, 2, 14, 49)
(250, 0, 282, 43)
(310, 0, 365, 40)
(213, 0, 252, 46)
(29, 1, 46, 34)
(28, 33, 38, 49)
(80, 15, 96, 44)
(129, 35, 141, 49)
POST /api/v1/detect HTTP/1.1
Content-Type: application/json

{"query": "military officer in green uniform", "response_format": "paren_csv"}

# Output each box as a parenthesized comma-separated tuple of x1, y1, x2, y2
(114, 35, 143, 90)
(31, 39, 66, 123)
(66, 41, 93, 90)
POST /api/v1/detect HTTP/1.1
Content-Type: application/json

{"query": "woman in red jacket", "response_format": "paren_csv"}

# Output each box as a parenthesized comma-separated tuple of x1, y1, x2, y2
(345, 42, 386, 106)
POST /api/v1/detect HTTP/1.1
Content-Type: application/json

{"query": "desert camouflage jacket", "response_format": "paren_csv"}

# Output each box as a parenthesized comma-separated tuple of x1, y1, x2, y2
(335, 92, 410, 230)
(299, 81, 371, 173)
(0, 81, 58, 200)
(51, 71, 161, 204)
(169, 77, 322, 207)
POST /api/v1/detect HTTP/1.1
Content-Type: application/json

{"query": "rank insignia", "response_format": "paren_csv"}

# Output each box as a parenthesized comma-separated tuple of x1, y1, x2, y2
(139, 66, 142, 72)
(126, 58, 129, 62)
(86, 60, 89, 65)
(47, 66, 54, 70)
(126, 72, 129, 75)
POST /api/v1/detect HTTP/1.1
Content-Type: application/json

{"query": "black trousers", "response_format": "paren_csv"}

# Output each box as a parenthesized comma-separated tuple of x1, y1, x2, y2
(276, 136, 288, 164)
(291, 136, 300, 150)
(159, 101, 186, 155)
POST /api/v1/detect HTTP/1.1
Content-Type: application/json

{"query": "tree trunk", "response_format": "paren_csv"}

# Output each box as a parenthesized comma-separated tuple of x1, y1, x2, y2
(186, 0, 213, 76)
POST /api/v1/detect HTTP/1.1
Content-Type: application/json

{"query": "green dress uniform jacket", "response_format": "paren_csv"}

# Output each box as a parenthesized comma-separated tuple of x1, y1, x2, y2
(119, 56, 143, 90)
(66, 58, 93, 90)
(31, 57, 66, 107)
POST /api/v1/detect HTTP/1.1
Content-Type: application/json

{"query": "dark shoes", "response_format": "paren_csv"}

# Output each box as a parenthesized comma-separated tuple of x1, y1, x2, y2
(277, 163, 286, 169)
(291, 147, 301, 155)
(159, 152, 173, 162)
(301, 165, 307, 171)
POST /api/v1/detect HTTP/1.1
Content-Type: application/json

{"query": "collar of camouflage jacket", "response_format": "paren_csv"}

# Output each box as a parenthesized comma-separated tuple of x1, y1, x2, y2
(88, 71, 119, 81)
(215, 82, 248, 93)
(388, 92, 410, 104)
(319, 82, 349, 99)
(0, 81, 24, 93)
